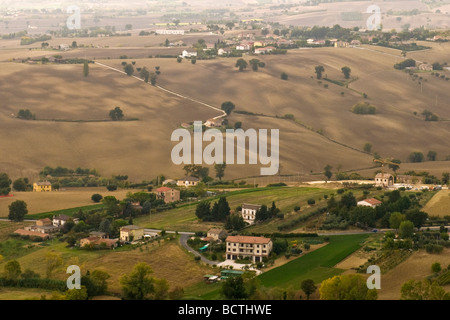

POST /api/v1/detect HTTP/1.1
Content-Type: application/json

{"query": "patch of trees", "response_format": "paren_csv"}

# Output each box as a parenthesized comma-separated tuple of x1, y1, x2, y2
(195, 196, 230, 222)
(394, 58, 416, 70)
(8, 200, 28, 222)
(109, 106, 124, 121)
(221, 101, 235, 115)
(352, 102, 377, 115)
(422, 110, 439, 121)
(20, 34, 51, 45)
(17, 109, 36, 120)
(278, 207, 327, 231)
(0, 173, 12, 195)
(255, 202, 280, 222)
(409, 152, 424, 163)
(322, 190, 427, 230)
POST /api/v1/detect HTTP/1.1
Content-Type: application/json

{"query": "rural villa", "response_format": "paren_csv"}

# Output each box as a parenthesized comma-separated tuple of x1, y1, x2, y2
(155, 187, 180, 203)
(226, 235, 272, 263)
(375, 173, 394, 188)
(241, 203, 262, 225)
(33, 181, 52, 192)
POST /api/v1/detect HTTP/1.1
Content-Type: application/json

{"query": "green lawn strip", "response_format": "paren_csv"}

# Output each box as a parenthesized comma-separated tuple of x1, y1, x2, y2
(258, 234, 368, 289)
(25, 204, 105, 220)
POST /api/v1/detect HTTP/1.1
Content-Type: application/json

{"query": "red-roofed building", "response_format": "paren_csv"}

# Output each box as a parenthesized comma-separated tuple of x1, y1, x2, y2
(14, 229, 49, 240)
(156, 187, 180, 203)
(226, 235, 272, 262)
(357, 198, 382, 208)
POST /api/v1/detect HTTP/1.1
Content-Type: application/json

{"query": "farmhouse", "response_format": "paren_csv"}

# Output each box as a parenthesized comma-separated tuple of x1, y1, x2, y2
(335, 41, 349, 48)
(156, 29, 185, 35)
(396, 175, 423, 185)
(25, 218, 59, 234)
(207, 228, 228, 242)
(357, 198, 382, 208)
(33, 181, 52, 192)
(240, 203, 262, 225)
(80, 236, 118, 249)
(205, 118, 223, 128)
(155, 187, 180, 203)
(218, 48, 231, 56)
(375, 173, 394, 188)
(254, 46, 275, 54)
(120, 225, 144, 242)
(226, 235, 272, 263)
(177, 176, 200, 187)
(181, 50, 197, 58)
(14, 229, 49, 240)
(52, 214, 79, 227)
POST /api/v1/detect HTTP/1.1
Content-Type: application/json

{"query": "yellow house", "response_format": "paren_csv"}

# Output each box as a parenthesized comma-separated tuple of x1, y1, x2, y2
(120, 225, 144, 242)
(33, 181, 52, 192)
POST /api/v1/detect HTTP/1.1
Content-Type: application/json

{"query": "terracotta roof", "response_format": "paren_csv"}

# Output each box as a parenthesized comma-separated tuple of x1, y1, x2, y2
(375, 173, 393, 179)
(156, 187, 174, 192)
(226, 236, 271, 245)
(121, 225, 143, 232)
(14, 229, 49, 239)
(359, 198, 382, 206)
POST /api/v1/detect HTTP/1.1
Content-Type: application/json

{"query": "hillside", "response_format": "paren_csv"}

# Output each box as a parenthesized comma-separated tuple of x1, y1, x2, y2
(0, 38, 449, 182)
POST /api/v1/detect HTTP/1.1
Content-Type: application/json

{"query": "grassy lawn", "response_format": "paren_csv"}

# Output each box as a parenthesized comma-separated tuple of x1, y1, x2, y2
(0, 287, 54, 300)
(258, 234, 369, 289)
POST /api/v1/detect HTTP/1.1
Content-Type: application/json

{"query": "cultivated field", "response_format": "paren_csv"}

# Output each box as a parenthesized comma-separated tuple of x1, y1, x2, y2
(0, 188, 144, 217)
(423, 189, 450, 217)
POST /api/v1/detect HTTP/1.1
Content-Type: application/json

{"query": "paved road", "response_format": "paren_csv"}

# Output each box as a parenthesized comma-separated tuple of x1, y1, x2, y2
(179, 233, 218, 265)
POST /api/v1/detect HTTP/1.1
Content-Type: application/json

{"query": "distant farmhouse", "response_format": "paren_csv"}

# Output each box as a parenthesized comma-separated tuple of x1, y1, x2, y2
(226, 235, 272, 263)
(357, 198, 382, 208)
(155, 187, 180, 203)
(240, 203, 262, 225)
(33, 181, 52, 192)
(181, 50, 197, 58)
(156, 29, 185, 35)
(204, 118, 223, 128)
(375, 173, 394, 188)
(120, 225, 144, 242)
(177, 176, 199, 187)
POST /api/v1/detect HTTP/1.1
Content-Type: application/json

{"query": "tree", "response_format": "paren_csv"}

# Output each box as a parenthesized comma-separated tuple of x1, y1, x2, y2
(249, 59, 260, 71)
(124, 64, 134, 76)
(281, 72, 288, 80)
(195, 201, 211, 220)
(401, 280, 450, 300)
(65, 287, 88, 300)
(442, 172, 449, 185)
(431, 262, 441, 273)
(427, 151, 437, 161)
(389, 212, 405, 229)
(301, 279, 317, 300)
(109, 107, 124, 121)
(324, 165, 333, 182)
(0, 173, 12, 195)
(315, 65, 325, 79)
(8, 200, 28, 222)
(83, 61, 89, 77)
(177, 57, 182, 63)
(405, 209, 428, 229)
(255, 205, 269, 222)
(221, 101, 235, 115)
(71, 41, 77, 48)
(235, 58, 248, 72)
(389, 159, 401, 173)
(45, 252, 63, 278)
(398, 220, 414, 238)
(363, 143, 372, 153)
(83, 270, 111, 297)
(150, 73, 157, 86)
(4, 260, 21, 281)
(225, 213, 246, 231)
(319, 274, 377, 300)
(191, 58, 197, 65)
(221, 276, 248, 300)
(91, 194, 103, 203)
(409, 152, 424, 163)
(13, 178, 28, 191)
(234, 122, 242, 129)
(215, 163, 227, 180)
(120, 262, 155, 300)
(140, 67, 150, 83)
(341, 66, 351, 79)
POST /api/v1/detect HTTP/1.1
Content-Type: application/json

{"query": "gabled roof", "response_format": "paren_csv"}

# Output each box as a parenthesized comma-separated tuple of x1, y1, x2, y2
(179, 176, 199, 182)
(358, 198, 382, 206)
(35, 181, 52, 186)
(242, 203, 262, 211)
(226, 235, 271, 245)
(375, 173, 393, 179)
(156, 187, 174, 192)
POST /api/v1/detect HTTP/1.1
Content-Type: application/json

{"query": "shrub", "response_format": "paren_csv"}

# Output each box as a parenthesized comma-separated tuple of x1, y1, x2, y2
(294, 206, 301, 212)
(352, 102, 377, 115)
(106, 185, 117, 191)
(91, 194, 103, 203)
(307, 199, 316, 205)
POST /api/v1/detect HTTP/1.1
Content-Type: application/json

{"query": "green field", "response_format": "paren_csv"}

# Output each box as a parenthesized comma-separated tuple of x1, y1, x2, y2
(258, 234, 369, 289)
(134, 186, 336, 232)
(24, 204, 105, 220)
